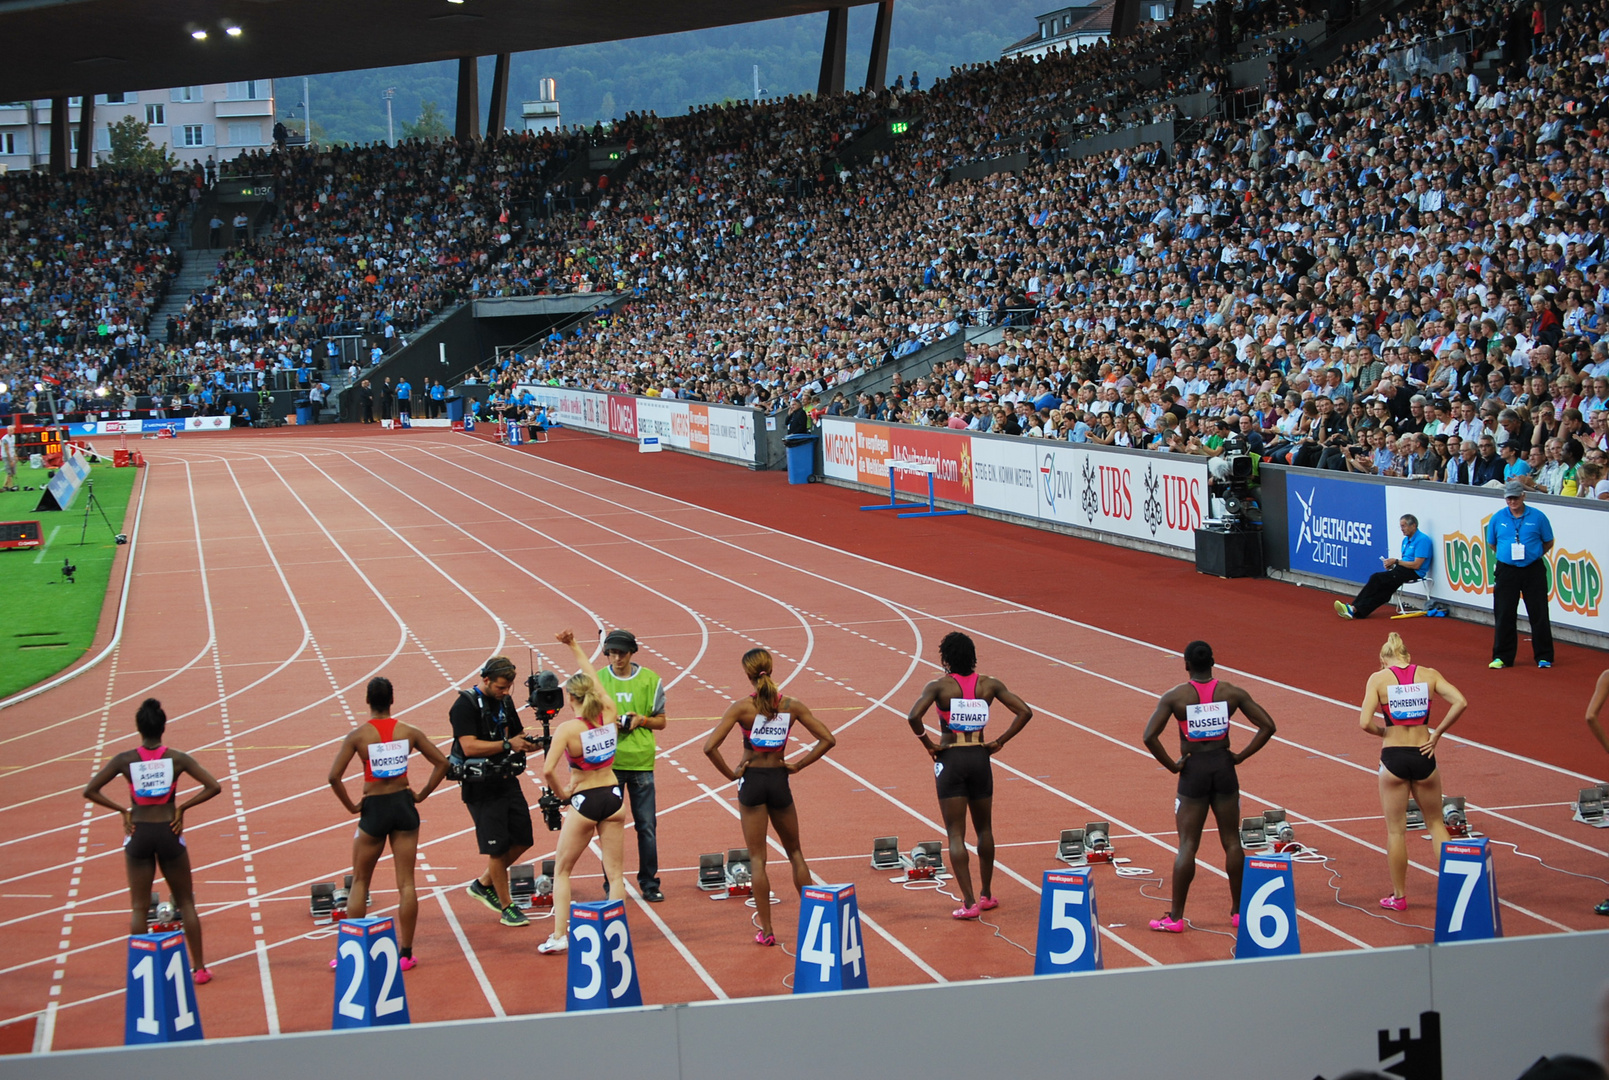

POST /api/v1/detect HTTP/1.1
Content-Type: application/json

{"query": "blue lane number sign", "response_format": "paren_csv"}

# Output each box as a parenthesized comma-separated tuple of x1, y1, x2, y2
(1435, 838, 1503, 943)
(794, 883, 869, 993)
(1236, 852, 1302, 958)
(125, 932, 203, 1044)
(1035, 869, 1103, 974)
(332, 917, 410, 1029)
(567, 899, 643, 1011)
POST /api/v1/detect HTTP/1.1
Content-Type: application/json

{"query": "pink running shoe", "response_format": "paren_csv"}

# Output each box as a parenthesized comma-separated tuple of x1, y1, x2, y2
(976, 895, 999, 912)
(754, 930, 776, 947)
(192, 968, 213, 985)
(1380, 895, 1407, 912)
(399, 956, 418, 972)
(952, 904, 981, 920)
(1231, 914, 1240, 929)
(1148, 914, 1186, 933)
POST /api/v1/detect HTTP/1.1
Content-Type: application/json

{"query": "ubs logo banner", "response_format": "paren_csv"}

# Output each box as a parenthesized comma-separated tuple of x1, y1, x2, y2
(1288, 478, 1387, 584)
(1037, 444, 1204, 549)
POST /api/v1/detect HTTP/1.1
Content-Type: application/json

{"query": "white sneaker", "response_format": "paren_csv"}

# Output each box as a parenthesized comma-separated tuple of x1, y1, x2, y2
(537, 934, 568, 954)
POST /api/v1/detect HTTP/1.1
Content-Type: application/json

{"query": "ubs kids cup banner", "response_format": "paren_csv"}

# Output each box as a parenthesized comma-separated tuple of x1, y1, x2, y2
(1382, 486, 1605, 633)
(820, 418, 1209, 551)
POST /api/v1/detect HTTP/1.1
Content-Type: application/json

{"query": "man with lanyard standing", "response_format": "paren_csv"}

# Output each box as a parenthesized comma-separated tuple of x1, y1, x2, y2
(430, 379, 445, 420)
(1486, 480, 1555, 669)
(1335, 514, 1433, 620)
(592, 630, 667, 902)
(395, 377, 412, 421)
(452, 656, 541, 926)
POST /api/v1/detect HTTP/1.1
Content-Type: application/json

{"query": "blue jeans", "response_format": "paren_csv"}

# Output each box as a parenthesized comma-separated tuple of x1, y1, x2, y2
(614, 769, 659, 890)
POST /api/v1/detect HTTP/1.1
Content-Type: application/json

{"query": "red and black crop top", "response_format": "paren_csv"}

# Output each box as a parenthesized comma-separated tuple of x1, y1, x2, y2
(566, 716, 618, 771)
(362, 716, 410, 782)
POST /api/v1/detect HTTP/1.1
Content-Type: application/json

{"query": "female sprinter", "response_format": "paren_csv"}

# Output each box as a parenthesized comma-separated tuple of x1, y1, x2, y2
(83, 699, 222, 983)
(1359, 632, 1467, 911)
(703, 648, 837, 946)
(906, 632, 1033, 919)
(538, 629, 626, 955)
(327, 677, 449, 970)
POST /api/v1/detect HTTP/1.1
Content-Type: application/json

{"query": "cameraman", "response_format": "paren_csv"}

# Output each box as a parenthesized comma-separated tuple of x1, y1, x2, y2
(452, 656, 539, 928)
(594, 630, 667, 903)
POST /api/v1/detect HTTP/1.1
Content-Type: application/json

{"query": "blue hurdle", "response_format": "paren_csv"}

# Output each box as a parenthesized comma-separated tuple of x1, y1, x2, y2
(859, 460, 967, 520)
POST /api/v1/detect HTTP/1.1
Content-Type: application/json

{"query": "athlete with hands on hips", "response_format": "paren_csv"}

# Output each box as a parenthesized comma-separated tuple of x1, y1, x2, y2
(906, 632, 1033, 920)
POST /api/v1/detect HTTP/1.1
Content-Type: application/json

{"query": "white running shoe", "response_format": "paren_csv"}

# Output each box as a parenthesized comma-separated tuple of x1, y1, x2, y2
(537, 934, 568, 954)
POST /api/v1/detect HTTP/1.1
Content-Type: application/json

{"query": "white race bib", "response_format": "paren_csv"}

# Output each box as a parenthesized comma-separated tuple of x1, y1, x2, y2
(1184, 701, 1230, 740)
(749, 713, 790, 750)
(947, 697, 989, 733)
(130, 759, 174, 799)
(366, 738, 409, 779)
(579, 724, 617, 766)
(1385, 682, 1431, 722)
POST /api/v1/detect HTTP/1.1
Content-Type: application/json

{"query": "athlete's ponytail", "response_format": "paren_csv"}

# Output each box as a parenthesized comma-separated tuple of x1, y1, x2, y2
(565, 672, 605, 721)
(1380, 632, 1411, 666)
(135, 699, 166, 741)
(743, 648, 781, 717)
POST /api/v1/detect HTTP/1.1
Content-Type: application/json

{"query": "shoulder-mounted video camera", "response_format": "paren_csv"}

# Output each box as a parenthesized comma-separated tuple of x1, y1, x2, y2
(446, 688, 528, 783)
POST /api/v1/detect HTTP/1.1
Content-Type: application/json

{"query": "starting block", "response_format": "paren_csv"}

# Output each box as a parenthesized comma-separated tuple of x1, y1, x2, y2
(793, 883, 868, 994)
(724, 848, 753, 896)
(859, 460, 966, 520)
(566, 899, 642, 1011)
(332, 917, 410, 1029)
(1236, 851, 1301, 958)
(1574, 785, 1609, 827)
(1083, 821, 1113, 863)
(1435, 838, 1502, 943)
(125, 932, 203, 1044)
(1057, 828, 1088, 867)
(1034, 868, 1103, 974)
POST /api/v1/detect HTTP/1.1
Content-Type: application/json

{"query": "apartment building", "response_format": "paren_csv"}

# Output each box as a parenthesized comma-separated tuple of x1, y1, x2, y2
(0, 80, 274, 172)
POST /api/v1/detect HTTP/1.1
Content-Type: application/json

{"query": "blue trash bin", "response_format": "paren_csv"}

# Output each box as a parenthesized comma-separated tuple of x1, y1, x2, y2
(445, 397, 465, 422)
(294, 398, 313, 426)
(784, 434, 819, 485)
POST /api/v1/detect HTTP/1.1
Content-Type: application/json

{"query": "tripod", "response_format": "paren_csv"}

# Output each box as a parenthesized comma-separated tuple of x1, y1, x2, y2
(78, 479, 117, 546)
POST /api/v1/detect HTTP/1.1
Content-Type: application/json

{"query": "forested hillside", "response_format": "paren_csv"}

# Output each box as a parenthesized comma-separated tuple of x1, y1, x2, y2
(279, 0, 1044, 145)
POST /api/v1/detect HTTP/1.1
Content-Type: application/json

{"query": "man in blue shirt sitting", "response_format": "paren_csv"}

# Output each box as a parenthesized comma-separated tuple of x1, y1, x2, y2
(1485, 480, 1554, 669)
(1335, 514, 1434, 620)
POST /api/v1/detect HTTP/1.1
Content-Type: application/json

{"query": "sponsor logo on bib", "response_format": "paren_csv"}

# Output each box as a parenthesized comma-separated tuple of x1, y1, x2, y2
(1184, 701, 1230, 740)
(1385, 682, 1431, 721)
(367, 738, 409, 779)
(580, 725, 617, 766)
(750, 713, 790, 750)
(131, 759, 174, 799)
(947, 697, 989, 733)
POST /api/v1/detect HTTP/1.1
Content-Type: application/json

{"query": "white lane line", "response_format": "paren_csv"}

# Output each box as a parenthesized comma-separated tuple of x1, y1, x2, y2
(30, 524, 60, 564)
(255, 942, 280, 1036)
(433, 887, 505, 1017)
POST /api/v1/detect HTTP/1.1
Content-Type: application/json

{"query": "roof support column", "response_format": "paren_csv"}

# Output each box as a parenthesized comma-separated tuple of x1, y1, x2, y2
(1111, 0, 1141, 37)
(455, 57, 480, 142)
(487, 53, 510, 138)
(817, 7, 847, 97)
(865, 1, 893, 90)
(76, 95, 94, 169)
(49, 96, 68, 174)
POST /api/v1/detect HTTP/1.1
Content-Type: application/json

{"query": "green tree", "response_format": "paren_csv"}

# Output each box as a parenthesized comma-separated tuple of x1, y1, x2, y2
(401, 100, 451, 141)
(104, 116, 178, 171)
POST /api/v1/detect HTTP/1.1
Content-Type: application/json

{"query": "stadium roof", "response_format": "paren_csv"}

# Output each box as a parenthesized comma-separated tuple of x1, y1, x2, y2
(0, 0, 844, 103)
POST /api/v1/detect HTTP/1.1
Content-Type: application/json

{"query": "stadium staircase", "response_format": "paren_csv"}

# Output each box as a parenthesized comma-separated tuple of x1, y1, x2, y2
(148, 248, 218, 345)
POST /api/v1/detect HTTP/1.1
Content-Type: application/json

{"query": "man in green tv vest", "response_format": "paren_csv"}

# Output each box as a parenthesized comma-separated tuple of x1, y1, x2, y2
(595, 629, 667, 901)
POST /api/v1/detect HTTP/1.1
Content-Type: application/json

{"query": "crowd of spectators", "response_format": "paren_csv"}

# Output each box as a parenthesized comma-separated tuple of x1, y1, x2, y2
(3, 0, 1609, 501)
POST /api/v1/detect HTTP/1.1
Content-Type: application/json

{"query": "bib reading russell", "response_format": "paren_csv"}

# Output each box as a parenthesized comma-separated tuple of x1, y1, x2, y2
(1183, 700, 1230, 741)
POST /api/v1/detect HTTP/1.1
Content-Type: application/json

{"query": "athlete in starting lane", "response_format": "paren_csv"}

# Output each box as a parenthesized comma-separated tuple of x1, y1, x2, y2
(327, 677, 450, 969)
(538, 629, 627, 955)
(1142, 641, 1276, 933)
(907, 632, 1033, 920)
(84, 699, 222, 983)
(704, 647, 837, 946)
(1357, 633, 1466, 912)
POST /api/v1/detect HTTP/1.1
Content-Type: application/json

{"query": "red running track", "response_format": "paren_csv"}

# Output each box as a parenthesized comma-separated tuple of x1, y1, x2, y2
(0, 426, 1604, 1052)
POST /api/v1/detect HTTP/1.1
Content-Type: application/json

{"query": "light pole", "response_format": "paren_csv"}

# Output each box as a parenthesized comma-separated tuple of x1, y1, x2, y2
(383, 87, 397, 146)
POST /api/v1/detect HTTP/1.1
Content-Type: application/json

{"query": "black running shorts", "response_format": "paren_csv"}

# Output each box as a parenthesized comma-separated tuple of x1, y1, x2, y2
(359, 789, 420, 838)
(1380, 746, 1437, 782)
(935, 745, 993, 801)
(1177, 748, 1240, 801)
(571, 785, 624, 823)
(737, 766, 794, 809)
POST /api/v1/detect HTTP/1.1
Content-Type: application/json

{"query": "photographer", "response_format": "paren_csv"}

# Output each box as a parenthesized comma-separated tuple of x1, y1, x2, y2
(452, 656, 540, 928)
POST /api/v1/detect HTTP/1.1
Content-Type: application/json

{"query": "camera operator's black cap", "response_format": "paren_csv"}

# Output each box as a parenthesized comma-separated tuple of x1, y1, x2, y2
(602, 629, 638, 654)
